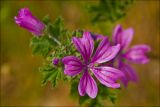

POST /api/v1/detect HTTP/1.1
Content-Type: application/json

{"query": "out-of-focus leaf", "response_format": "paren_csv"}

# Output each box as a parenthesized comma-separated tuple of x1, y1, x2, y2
(88, 0, 134, 24)
(89, 98, 103, 107)
(79, 95, 91, 105)
(98, 84, 119, 104)
(42, 15, 51, 25)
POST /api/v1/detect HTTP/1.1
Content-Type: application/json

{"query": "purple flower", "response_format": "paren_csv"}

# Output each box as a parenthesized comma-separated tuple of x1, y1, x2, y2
(91, 34, 106, 41)
(62, 31, 123, 98)
(53, 58, 59, 65)
(15, 8, 45, 36)
(112, 24, 151, 86)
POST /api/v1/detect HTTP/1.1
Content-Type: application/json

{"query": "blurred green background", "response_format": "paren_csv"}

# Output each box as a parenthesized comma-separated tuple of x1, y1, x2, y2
(0, 0, 159, 106)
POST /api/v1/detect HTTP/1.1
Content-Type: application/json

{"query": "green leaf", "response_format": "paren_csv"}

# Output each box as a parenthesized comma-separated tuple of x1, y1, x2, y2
(88, 99, 103, 107)
(108, 95, 117, 104)
(47, 16, 65, 38)
(79, 95, 91, 105)
(42, 15, 51, 25)
(30, 35, 54, 57)
(98, 84, 118, 104)
(39, 63, 63, 87)
(70, 79, 79, 99)
(88, 0, 134, 23)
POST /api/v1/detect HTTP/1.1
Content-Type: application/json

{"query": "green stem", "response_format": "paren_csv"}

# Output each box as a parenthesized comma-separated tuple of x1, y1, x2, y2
(48, 34, 61, 46)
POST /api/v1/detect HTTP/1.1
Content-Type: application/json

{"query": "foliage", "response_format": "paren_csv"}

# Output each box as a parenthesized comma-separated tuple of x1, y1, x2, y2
(30, 15, 71, 57)
(39, 63, 63, 87)
(46, 16, 66, 39)
(88, 0, 133, 24)
(30, 35, 54, 57)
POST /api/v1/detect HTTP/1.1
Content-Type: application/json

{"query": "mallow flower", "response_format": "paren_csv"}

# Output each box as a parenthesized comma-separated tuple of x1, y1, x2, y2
(14, 7, 45, 36)
(112, 24, 151, 86)
(62, 31, 123, 98)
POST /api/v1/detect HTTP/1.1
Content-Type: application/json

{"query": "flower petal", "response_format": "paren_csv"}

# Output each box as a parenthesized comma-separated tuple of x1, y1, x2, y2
(72, 31, 94, 62)
(119, 61, 138, 87)
(121, 28, 134, 49)
(91, 34, 107, 41)
(78, 71, 98, 98)
(91, 37, 120, 64)
(62, 56, 84, 76)
(112, 24, 134, 49)
(91, 66, 123, 88)
(112, 24, 123, 44)
(123, 45, 151, 64)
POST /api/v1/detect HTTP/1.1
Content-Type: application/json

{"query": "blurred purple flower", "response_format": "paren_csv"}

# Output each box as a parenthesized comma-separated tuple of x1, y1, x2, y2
(112, 24, 151, 86)
(91, 34, 106, 41)
(14, 7, 45, 36)
(53, 58, 59, 65)
(62, 31, 123, 98)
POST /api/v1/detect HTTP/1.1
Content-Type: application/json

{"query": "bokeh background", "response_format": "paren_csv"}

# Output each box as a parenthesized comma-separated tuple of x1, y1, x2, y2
(0, 0, 159, 106)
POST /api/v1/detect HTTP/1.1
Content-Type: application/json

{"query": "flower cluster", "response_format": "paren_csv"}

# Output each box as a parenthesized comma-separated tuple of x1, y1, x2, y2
(15, 8, 150, 99)
(111, 25, 151, 86)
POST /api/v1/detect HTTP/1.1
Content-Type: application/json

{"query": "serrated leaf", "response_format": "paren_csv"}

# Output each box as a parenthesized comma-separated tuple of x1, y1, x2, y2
(39, 63, 63, 87)
(30, 35, 54, 57)
(47, 16, 65, 38)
